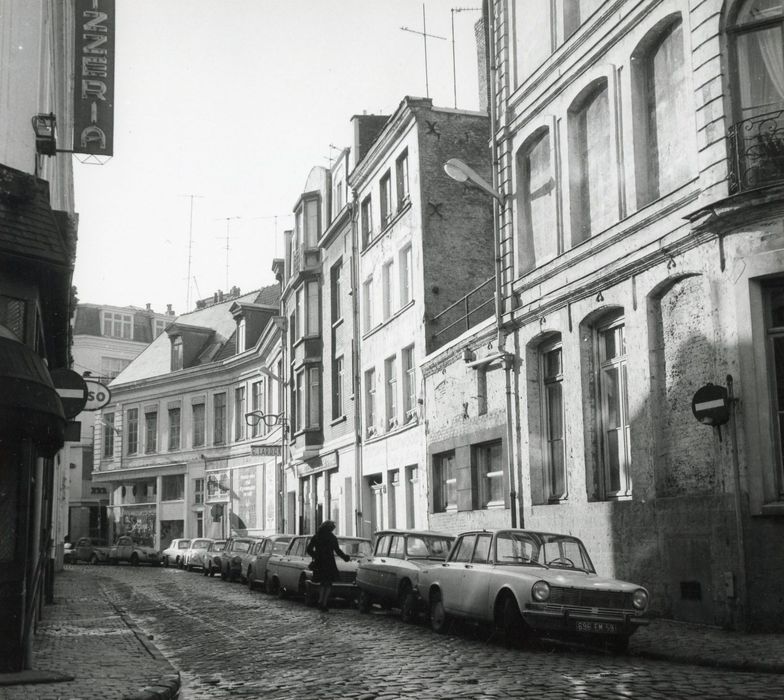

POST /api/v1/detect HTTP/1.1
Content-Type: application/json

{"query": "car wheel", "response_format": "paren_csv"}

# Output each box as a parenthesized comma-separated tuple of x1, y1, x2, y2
(358, 589, 371, 614)
(130, 553, 140, 567)
(262, 573, 271, 594)
(90, 554, 98, 565)
(248, 570, 255, 591)
(499, 595, 525, 646)
(163, 556, 169, 567)
(430, 594, 451, 634)
(609, 635, 630, 655)
(277, 582, 288, 599)
(401, 590, 418, 624)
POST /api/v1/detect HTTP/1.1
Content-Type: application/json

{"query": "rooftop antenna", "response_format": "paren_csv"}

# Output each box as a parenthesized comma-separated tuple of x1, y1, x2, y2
(179, 194, 204, 311)
(401, 4, 447, 98)
(216, 216, 242, 292)
(324, 144, 342, 168)
(451, 7, 481, 108)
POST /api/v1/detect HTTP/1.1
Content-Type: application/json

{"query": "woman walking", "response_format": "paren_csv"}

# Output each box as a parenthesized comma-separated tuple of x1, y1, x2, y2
(307, 520, 350, 612)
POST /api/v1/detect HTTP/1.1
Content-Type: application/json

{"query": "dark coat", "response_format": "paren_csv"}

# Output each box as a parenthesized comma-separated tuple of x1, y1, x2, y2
(307, 530, 349, 584)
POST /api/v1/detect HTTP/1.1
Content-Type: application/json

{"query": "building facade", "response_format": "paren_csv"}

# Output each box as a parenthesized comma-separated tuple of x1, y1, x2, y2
(350, 97, 495, 537)
(93, 286, 284, 549)
(482, 0, 784, 630)
(68, 302, 176, 543)
(0, 0, 79, 671)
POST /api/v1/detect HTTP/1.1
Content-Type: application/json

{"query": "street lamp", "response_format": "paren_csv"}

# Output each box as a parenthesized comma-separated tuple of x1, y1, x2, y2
(443, 156, 521, 528)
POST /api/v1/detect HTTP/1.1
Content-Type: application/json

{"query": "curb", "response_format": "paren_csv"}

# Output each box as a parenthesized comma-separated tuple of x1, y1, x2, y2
(631, 648, 784, 675)
(123, 672, 181, 700)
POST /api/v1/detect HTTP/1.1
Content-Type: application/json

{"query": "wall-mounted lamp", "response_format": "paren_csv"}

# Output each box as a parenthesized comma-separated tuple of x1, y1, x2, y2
(443, 157, 504, 203)
(31, 113, 57, 156)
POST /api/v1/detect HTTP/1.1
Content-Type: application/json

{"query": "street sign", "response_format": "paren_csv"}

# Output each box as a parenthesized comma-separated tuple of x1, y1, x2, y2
(84, 380, 112, 411)
(251, 444, 281, 457)
(691, 384, 730, 426)
(50, 368, 88, 419)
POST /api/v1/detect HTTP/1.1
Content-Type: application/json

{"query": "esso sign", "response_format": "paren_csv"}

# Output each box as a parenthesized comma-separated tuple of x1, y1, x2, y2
(84, 380, 112, 411)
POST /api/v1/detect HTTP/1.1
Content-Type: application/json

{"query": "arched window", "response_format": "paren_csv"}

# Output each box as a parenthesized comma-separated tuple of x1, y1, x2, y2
(517, 128, 557, 272)
(731, 0, 784, 120)
(632, 16, 693, 206)
(568, 80, 615, 244)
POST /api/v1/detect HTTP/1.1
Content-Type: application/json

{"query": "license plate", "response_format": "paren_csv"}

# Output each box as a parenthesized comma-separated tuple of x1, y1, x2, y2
(575, 621, 618, 634)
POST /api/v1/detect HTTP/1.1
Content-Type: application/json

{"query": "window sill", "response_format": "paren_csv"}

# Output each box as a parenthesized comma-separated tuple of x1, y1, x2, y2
(362, 200, 412, 254)
(362, 299, 416, 341)
(758, 502, 784, 517)
(330, 415, 347, 427)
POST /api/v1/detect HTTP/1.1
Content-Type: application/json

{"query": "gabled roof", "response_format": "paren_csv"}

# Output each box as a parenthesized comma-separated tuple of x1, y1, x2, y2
(111, 283, 279, 386)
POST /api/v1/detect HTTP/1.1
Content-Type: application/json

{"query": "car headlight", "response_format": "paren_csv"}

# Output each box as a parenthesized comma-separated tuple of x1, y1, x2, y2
(532, 580, 550, 602)
(632, 588, 648, 611)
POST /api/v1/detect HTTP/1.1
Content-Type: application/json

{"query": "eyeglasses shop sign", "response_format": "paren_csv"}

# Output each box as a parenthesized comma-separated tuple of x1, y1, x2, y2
(74, 0, 115, 156)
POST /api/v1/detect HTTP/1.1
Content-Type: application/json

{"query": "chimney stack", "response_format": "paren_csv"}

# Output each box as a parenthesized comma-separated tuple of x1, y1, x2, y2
(475, 16, 489, 114)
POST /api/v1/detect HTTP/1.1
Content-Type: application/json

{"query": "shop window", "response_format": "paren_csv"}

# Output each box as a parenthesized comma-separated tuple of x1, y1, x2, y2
(161, 474, 184, 501)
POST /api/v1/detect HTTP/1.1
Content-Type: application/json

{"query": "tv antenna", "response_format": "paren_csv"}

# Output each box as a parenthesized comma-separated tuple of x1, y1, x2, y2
(216, 216, 242, 292)
(179, 194, 204, 311)
(451, 7, 481, 108)
(401, 4, 447, 98)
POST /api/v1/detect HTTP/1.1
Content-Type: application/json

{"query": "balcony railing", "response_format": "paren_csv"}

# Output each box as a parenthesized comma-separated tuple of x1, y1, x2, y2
(429, 276, 495, 350)
(728, 109, 784, 194)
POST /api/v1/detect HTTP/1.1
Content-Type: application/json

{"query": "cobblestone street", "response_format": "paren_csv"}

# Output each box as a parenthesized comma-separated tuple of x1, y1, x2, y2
(66, 564, 779, 700)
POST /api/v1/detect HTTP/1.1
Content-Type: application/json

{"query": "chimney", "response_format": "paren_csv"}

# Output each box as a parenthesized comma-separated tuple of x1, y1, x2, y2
(218, 290, 224, 302)
(351, 113, 390, 164)
(166, 303, 174, 315)
(475, 16, 489, 114)
(146, 303, 152, 311)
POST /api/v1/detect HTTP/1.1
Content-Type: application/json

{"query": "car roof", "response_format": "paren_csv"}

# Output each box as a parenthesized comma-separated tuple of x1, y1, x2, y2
(454, 528, 584, 540)
(373, 529, 454, 539)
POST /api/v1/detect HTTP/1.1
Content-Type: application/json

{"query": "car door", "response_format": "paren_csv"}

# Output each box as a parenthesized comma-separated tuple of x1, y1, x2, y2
(116, 536, 133, 560)
(360, 534, 389, 595)
(279, 537, 304, 589)
(460, 533, 494, 620)
(380, 535, 406, 600)
(439, 534, 477, 615)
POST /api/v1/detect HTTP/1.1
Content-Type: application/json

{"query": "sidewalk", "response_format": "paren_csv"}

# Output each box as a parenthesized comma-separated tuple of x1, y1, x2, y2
(0, 568, 180, 700)
(630, 616, 784, 674)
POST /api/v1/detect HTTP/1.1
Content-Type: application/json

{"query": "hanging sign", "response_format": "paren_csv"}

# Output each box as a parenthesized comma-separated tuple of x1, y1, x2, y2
(73, 0, 115, 156)
(50, 368, 88, 419)
(83, 380, 111, 410)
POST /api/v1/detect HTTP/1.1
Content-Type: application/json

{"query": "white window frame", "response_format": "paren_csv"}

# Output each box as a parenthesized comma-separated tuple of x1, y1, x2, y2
(363, 275, 374, 332)
(365, 368, 376, 437)
(402, 345, 416, 423)
(385, 355, 398, 430)
(540, 339, 567, 501)
(382, 260, 394, 321)
(399, 245, 413, 307)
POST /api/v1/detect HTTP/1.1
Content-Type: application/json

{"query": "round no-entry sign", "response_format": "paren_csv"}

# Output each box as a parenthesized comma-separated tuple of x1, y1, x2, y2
(49, 368, 88, 419)
(691, 383, 730, 426)
(84, 380, 112, 410)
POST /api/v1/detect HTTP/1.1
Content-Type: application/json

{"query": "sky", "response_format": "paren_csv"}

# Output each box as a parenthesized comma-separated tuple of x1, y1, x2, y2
(72, 0, 483, 316)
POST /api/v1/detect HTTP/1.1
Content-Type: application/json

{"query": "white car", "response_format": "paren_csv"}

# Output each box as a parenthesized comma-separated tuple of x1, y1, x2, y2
(161, 538, 191, 568)
(183, 538, 214, 571)
(417, 529, 650, 653)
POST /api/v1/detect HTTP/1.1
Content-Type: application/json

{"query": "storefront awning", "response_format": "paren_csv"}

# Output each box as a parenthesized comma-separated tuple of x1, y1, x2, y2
(0, 328, 65, 453)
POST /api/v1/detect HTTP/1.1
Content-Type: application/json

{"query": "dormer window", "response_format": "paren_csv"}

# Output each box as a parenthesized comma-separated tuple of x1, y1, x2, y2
(294, 196, 321, 252)
(171, 336, 183, 370)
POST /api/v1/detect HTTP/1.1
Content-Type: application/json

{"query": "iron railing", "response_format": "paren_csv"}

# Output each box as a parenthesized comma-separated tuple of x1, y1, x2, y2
(429, 276, 495, 350)
(728, 109, 784, 194)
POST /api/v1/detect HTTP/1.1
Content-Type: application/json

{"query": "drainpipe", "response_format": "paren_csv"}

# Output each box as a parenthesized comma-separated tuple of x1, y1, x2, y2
(726, 375, 748, 631)
(349, 193, 364, 537)
(484, 0, 521, 527)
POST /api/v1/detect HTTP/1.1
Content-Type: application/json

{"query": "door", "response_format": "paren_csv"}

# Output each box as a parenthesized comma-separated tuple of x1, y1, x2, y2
(439, 534, 476, 615)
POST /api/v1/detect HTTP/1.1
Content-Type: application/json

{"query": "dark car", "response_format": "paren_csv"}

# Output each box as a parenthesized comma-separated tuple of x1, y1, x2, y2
(219, 537, 259, 582)
(247, 534, 293, 591)
(356, 529, 454, 621)
(71, 537, 111, 564)
(203, 539, 227, 576)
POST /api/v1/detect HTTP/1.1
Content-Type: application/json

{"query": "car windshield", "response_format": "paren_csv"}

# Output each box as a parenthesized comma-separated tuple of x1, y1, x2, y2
(271, 539, 291, 554)
(211, 542, 226, 552)
(233, 541, 252, 553)
(407, 536, 453, 559)
(338, 538, 372, 557)
(192, 539, 210, 548)
(494, 532, 595, 572)
(178, 541, 191, 549)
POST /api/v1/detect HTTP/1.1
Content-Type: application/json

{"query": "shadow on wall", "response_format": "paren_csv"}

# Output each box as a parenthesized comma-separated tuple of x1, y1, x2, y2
(610, 273, 740, 628)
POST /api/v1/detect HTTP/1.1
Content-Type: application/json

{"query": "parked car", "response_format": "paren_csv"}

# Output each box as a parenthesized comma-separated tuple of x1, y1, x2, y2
(70, 536, 111, 564)
(247, 534, 292, 591)
(162, 538, 191, 568)
(108, 535, 162, 566)
(356, 529, 454, 621)
(63, 540, 75, 564)
(203, 539, 227, 576)
(266, 535, 372, 605)
(183, 538, 214, 571)
(416, 529, 650, 652)
(218, 537, 259, 582)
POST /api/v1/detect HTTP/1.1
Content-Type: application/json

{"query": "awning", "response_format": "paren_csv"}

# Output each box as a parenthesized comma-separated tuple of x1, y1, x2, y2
(0, 329, 65, 454)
